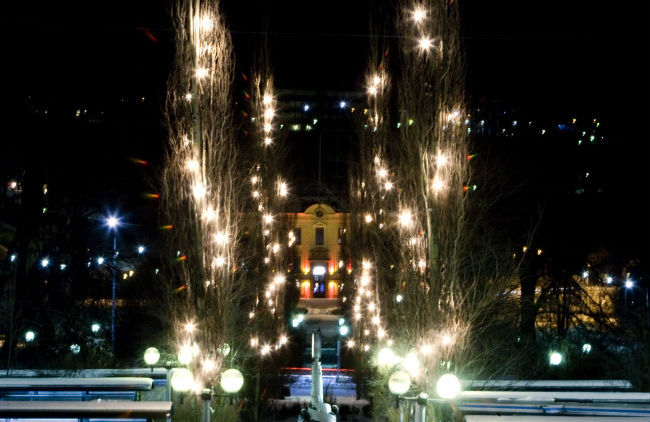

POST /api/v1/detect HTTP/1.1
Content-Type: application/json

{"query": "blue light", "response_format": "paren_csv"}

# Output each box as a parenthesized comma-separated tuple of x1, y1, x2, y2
(303, 104, 310, 112)
(105, 215, 120, 229)
(137, 245, 145, 254)
(40, 258, 49, 268)
(339, 101, 347, 109)
(97, 257, 105, 265)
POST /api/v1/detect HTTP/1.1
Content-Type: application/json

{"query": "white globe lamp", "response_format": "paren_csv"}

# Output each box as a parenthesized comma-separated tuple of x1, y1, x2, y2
(170, 368, 194, 392)
(144, 347, 160, 366)
(436, 374, 461, 399)
(220, 368, 244, 393)
(388, 370, 411, 395)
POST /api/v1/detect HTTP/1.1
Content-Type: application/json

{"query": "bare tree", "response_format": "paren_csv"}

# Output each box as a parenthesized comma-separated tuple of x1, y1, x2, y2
(348, 1, 519, 409)
(161, 0, 248, 392)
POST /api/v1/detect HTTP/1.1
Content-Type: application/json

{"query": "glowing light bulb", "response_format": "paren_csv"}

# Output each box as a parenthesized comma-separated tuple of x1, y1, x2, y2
(384, 181, 393, 190)
(192, 182, 207, 199)
(185, 322, 196, 333)
(432, 177, 445, 193)
(399, 210, 413, 227)
(403, 351, 419, 376)
(412, 7, 426, 22)
(178, 345, 193, 364)
(186, 159, 200, 172)
(368, 86, 378, 96)
(364, 214, 373, 223)
(214, 232, 228, 244)
(418, 37, 433, 51)
(203, 358, 216, 372)
(263, 95, 272, 105)
(278, 182, 288, 197)
(263, 123, 272, 133)
(447, 110, 460, 122)
(200, 16, 213, 30)
(196, 68, 208, 78)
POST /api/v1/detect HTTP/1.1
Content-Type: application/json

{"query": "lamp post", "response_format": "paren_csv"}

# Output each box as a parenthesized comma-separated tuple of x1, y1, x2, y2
(337, 320, 349, 380)
(105, 215, 120, 354)
(216, 369, 244, 422)
(624, 278, 634, 319)
(388, 370, 411, 422)
(144, 347, 161, 372)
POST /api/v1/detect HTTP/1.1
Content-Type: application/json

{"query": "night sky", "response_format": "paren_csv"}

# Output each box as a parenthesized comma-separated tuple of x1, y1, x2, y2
(10, 1, 648, 112)
(6, 0, 649, 257)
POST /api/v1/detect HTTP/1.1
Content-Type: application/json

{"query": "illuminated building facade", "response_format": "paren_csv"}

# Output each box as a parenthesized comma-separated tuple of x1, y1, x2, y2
(292, 203, 349, 300)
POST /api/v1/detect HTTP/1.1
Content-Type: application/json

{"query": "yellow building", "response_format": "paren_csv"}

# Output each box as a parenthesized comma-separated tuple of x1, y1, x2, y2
(292, 203, 349, 300)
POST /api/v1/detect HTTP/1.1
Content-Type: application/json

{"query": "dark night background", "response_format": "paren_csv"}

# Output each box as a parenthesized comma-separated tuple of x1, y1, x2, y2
(4, 0, 649, 267)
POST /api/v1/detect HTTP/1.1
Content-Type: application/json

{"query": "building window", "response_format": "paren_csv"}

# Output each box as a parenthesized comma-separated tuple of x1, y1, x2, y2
(338, 227, 346, 245)
(294, 228, 301, 245)
(315, 227, 324, 245)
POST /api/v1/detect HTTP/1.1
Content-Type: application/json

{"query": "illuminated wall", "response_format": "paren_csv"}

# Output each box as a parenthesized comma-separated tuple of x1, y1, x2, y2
(293, 203, 348, 299)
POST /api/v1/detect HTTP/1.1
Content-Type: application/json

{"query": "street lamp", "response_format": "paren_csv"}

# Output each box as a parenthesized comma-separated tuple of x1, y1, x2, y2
(337, 322, 349, 378)
(170, 368, 194, 393)
(144, 347, 161, 369)
(105, 214, 120, 354)
(436, 374, 461, 399)
(220, 368, 244, 393)
(549, 351, 563, 366)
(624, 278, 634, 318)
(388, 371, 411, 422)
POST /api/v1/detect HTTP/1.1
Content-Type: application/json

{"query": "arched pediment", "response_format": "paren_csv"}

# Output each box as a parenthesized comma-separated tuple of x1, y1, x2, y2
(304, 203, 336, 216)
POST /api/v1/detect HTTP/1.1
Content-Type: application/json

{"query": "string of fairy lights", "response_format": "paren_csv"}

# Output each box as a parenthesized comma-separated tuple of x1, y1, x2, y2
(247, 75, 292, 356)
